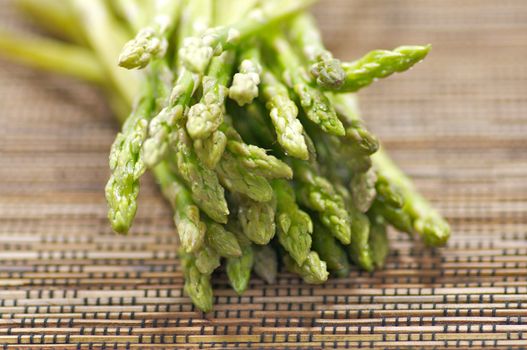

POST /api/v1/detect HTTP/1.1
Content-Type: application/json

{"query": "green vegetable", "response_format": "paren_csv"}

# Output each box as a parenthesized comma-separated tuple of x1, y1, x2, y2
(283, 251, 329, 284)
(313, 45, 431, 92)
(253, 245, 278, 284)
(274, 180, 313, 265)
(206, 221, 242, 258)
(181, 252, 214, 312)
(312, 221, 350, 278)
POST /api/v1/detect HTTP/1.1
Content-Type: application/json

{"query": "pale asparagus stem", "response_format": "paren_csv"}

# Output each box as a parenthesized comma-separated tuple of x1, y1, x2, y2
(289, 14, 345, 89)
(253, 245, 278, 284)
(171, 128, 229, 224)
(269, 35, 344, 136)
(69, 0, 140, 105)
(180, 252, 213, 313)
(119, 0, 183, 69)
(187, 51, 235, 140)
(373, 149, 451, 246)
(111, 0, 149, 31)
(237, 194, 277, 245)
(229, 45, 262, 106)
(0, 31, 104, 84)
(178, 0, 317, 74)
(273, 180, 313, 266)
(314, 45, 432, 92)
(153, 162, 206, 253)
(260, 70, 309, 160)
(206, 221, 242, 258)
(283, 251, 328, 284)
(18, 0, 86, 44)
(292, 161, 352, 245)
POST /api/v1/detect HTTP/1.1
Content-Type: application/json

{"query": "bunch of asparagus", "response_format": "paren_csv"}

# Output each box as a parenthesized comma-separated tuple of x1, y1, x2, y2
(1, 0, 450, 312)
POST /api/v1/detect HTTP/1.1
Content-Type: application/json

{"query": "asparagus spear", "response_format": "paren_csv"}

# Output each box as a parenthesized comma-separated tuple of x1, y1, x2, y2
(253, 245, 278, 284)
(226, 244, 254, 295)
(269, 35, 345, 136)
(373, 149, 451, 246)
(313, 45, 431, 92)
(142, 0, 210, 167)
(193, 131, 228, 169)
(171, 128, 229, 223)
(350, 168, 378, 213)
(368, 214, 390, 269)
(187, 51, 235, 140)
(273, 179, 313, 265)
(118, 0, 183, 69)
(194, 244, 221, 275)
(283, 251, 329, 284)
(216, 151, 274, 203)
(180, 252, 213, 313)
(312, 221, 350, 277)
(153, 162, 206, 253)
(178, 0, 317, 74)
(288, 14, 345, 89)
(229, 44, 262, 106)
(226, 140, 293, 179)
(206, 221, 242, 258)
(347, 208, 374, 272)
(260, 70, 309, 160)
(293, 161, 352, 245)
(237, 195, 277, 245)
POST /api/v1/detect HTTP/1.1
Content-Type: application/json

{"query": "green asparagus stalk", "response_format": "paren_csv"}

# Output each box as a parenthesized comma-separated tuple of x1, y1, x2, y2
(253, 245, 278, 284)
(288, 14, 345, 89)
(373, 149, 451, 246)
(269, 35, 344, 136)
(260, 70, 309, 160)
(193, 131, 228, 169)
(347, 208, 374, 271)
(226, 140, 292, 179)
(153, 162, 206, 253)
(273, 179, 313, 265)
(187, 51, 235, 139)
(180, 251, 213, 312)
(171, 128, 229, 224)
(283, 251, 329, 284)
(142, 0, 210, 167)
(350, 168, 378, 213)
(312, 221, 350, 278)
(237, 195, 277, 245)
(229, 44, 262, 106)
(194, 244, 221, 275)
(206, 221, 242, 258)
(216, 151, 274, 202)
(368, 214, 389, 268)
(293, 161, 352, 245)
(226, 244, 254, 295)
(178, 0, 317, 74)
(313, 45, 431, 92)
(118, 0, 183, 69)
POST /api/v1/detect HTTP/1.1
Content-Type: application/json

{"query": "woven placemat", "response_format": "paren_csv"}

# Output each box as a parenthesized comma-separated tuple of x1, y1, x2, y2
(1, 0, 527, 348)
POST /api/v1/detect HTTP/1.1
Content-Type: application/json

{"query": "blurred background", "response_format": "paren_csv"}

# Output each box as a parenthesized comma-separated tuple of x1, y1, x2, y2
(1, 0, 527, 348)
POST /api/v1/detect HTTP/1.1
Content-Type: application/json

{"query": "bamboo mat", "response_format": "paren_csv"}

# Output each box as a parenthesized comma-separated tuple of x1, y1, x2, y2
(1, 0, 527, 348)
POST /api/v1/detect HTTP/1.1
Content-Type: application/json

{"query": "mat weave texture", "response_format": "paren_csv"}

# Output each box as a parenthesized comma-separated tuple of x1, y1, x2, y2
(1, 0, 527, 348)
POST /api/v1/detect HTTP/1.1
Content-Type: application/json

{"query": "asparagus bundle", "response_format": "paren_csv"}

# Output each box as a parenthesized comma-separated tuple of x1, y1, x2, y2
(1, 0, 450, 312)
